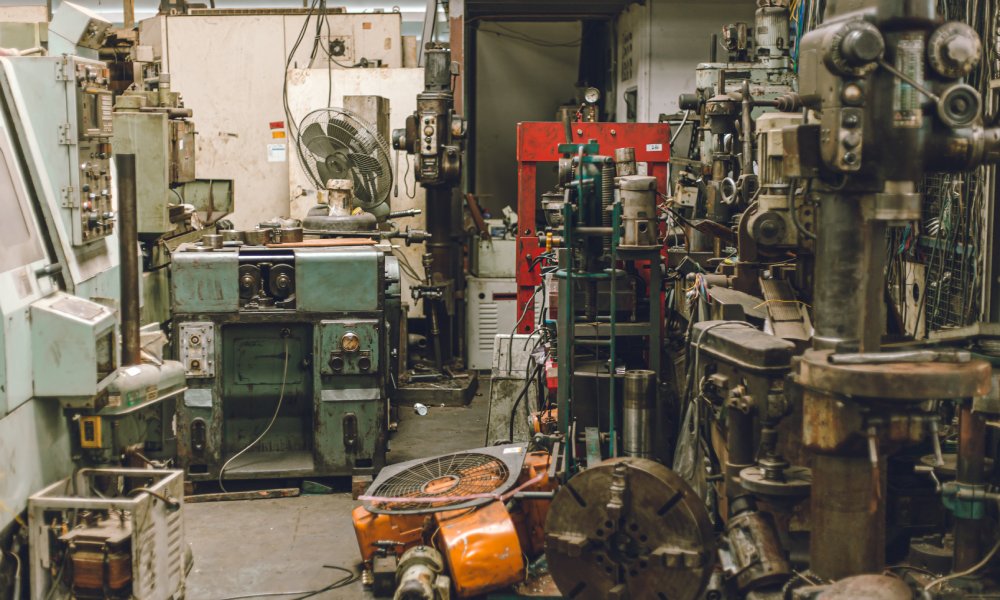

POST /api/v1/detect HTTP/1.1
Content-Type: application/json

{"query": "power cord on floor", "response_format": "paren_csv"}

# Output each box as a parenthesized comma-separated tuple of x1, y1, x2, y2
(218, 337, 290, 493)
(212, 565, 358, 600)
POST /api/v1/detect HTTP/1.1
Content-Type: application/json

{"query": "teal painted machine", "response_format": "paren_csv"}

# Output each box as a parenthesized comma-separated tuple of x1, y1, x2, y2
(171, 240, 397, 483)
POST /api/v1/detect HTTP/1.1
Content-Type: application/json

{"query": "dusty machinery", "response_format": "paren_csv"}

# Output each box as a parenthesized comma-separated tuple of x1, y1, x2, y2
(787, 0, 1000, 585)
(352, 443, 555, 599)
(112, 69, 234, 325)
(512, 133, 671, 471)
(170, 108, 402, 487)
(27, 469, 187, 600)
(391, 44, 476, 403)
(661, 0, 1000, 597)
(0, 1, 186, 553)
(671, 0, 799, 259)
(170, 230, 398, 485)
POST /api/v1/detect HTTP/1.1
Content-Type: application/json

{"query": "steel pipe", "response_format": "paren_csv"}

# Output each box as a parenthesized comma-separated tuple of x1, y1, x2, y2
(116, 154, 141, 366)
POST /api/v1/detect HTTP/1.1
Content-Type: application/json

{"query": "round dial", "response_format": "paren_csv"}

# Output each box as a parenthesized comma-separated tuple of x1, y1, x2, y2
(928, 22, 982, 79)
(583, 87, 601, 104)
(341, 332, 361, 352)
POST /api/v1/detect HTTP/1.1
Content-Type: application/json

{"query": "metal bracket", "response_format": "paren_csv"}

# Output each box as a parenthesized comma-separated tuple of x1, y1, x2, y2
(941, 481, 992, 520)
(55, 57, 72, 81)
(58, 123, 75, 146)
(60, 187, 76, 208)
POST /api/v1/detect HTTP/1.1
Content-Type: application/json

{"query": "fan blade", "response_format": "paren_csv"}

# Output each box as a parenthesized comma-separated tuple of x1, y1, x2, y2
(302, 123, 338, 159)
(348, 153, 383, 176)
(351, 170, 374, 206)
(326, 118, 359, 149)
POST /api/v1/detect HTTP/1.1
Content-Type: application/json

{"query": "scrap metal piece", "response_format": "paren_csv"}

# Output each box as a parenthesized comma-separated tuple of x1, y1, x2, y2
(544, 458, 715, 600)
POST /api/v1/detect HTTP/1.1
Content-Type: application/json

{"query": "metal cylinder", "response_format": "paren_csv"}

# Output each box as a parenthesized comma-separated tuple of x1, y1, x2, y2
(277, 227, 304, 244)
(810, 452, 886, 580)
(726, 496, 792, 592)
(243, 229, 271, 246)
(619, 175, 658, 248)
(812, 193, 866, 350)
(623, 370, 656, 458)
(424, 186, 456, 363)
(755, 5, 790, 58)
(407, 333, 429, 350)
(423, 47, 451, 93)
(395, 545, 446, 600)
(116, 154, 141, 366)
(614, 147, 637, 177)
(954, 400, 987, 571)
(157, 72, 172, 108)
(201, 233, 223, 249)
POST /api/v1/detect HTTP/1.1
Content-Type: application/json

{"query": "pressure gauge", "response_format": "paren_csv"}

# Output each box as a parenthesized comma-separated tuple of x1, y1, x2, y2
(341, 332, 361, 352)
(584, 87, 601, 104)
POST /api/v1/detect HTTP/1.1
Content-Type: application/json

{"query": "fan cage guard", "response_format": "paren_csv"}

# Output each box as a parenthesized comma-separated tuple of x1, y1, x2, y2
(364, 446, 527, 515)
(295, 107, 393, 209)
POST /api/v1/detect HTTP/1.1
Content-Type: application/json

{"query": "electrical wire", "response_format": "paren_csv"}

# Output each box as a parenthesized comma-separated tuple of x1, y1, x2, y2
(218, 338, 290, 493)
(669, 110, 690, 145)
(924, 535, 1000, 591)
(510, 363, 544, 441)
(213, 565, 358, 600)
(478, 23, 582, 48)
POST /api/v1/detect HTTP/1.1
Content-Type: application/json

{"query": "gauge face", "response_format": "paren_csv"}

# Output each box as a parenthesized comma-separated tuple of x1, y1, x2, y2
(341, 332, 361, 352)
(584, 87, 601, 104)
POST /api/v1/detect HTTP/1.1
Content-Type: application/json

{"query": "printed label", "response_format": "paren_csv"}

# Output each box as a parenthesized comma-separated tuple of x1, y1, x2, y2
(267, 143, 287, 162)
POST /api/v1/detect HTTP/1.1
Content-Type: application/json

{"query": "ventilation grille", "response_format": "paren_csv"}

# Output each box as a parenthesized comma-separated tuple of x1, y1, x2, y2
(477, 302, 500, 351)
(365, 446, 527, 515)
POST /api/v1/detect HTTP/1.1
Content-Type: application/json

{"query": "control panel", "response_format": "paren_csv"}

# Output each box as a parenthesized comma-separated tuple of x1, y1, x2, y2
(319, 320, 379, 376)
(73, 60, 115, 245)
(179, 322, 215, 378)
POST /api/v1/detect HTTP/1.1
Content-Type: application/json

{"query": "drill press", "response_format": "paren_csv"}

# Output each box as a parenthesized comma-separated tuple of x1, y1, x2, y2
(790, 0, 1000, 579)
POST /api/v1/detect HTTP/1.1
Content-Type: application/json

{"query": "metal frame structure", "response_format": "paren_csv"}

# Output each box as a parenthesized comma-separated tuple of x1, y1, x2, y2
(515, 121, 671, 330)
(514, 122, 669, 471)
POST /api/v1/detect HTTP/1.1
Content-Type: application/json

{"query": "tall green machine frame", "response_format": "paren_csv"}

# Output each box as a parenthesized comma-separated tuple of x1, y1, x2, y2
(554, 140, 664, 475)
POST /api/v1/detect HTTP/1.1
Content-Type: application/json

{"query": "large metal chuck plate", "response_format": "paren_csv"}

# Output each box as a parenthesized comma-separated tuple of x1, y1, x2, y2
(544, 457, 715, 600)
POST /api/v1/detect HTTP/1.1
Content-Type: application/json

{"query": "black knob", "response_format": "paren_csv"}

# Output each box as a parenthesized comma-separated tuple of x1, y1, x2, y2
(841, 27, 883, 66)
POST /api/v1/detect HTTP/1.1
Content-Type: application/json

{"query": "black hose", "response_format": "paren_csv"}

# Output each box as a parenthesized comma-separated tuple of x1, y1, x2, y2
(509, 364, 543, 441)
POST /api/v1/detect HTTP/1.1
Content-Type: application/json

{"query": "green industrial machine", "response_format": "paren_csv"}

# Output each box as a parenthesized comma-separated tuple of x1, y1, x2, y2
(171, 238, 398, 484)
(111, 62, 234, 325)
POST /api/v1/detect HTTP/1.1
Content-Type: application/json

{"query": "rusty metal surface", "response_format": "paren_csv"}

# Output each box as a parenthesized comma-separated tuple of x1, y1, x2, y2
(954, 402, 987, 572)
(726, 503, 791, 592)
(798, 349, 992, 400)
(810, 453, 886, 580)
(740, 465, 812, 498)
(815, 574, 912, 600)
(544, 458, 715, 600)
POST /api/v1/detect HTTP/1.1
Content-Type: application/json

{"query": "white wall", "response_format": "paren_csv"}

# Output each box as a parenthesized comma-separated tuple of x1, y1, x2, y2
(616, 0, 757, 122)
(473, 21, 581, 215)
(140, 13, 403, 228)
(0, 5, 47, 22)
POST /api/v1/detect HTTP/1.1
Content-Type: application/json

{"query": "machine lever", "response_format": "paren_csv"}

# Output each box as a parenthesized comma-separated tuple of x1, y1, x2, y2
(828, 349, 971, 364)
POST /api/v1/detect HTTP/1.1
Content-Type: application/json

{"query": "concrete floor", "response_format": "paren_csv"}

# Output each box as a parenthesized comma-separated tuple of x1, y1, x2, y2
(185, 380, 491, 600)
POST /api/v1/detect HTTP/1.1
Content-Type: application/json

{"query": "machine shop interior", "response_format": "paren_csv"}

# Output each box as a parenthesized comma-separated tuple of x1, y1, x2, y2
(7, 0, 1000, 598)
